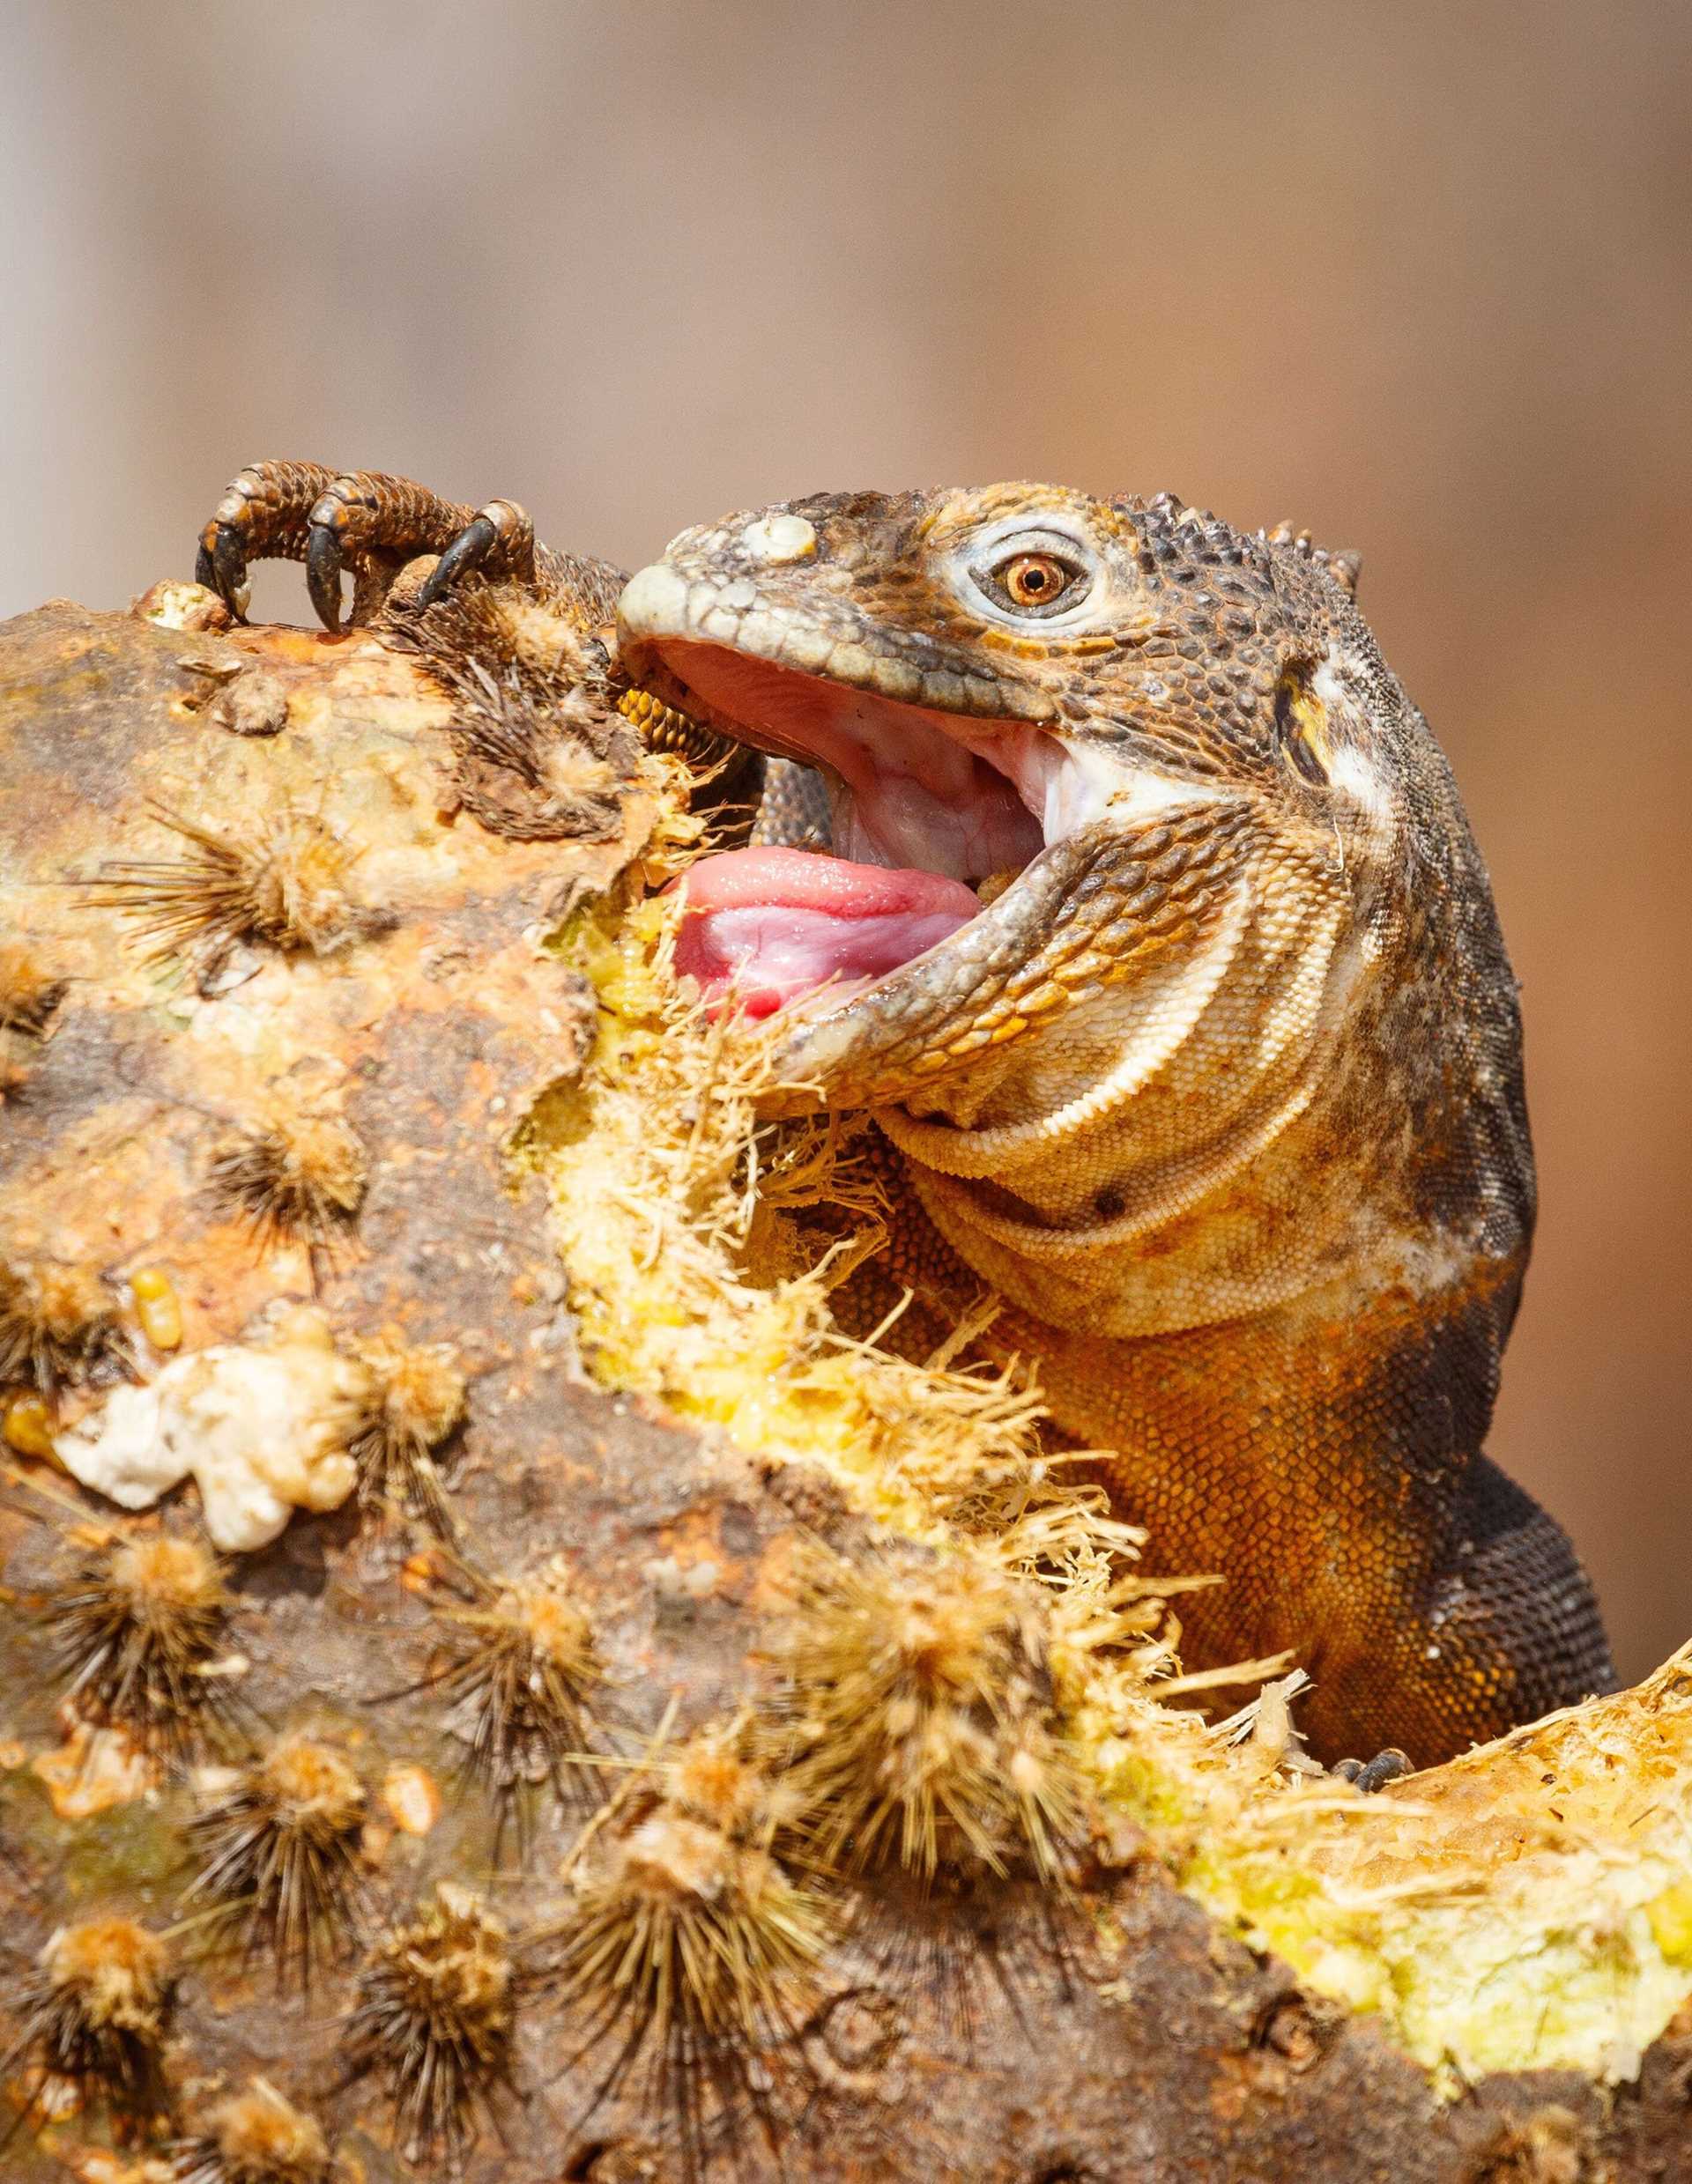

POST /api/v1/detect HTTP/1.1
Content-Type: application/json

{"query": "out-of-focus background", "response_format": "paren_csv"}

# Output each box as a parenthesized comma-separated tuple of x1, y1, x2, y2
(3, 1, 1688, 1679)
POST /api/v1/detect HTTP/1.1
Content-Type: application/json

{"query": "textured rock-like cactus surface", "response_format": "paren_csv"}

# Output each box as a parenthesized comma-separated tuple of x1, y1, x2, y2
(3, 584, 1691, 2181)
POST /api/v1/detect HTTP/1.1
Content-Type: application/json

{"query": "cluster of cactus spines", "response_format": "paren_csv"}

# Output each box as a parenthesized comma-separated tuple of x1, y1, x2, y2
(183, 1734, 369, 1988)
(341, 1883, 519, 2165)
(6, 1419, 1091, 2171)
(206, 1104, 368, 1259)
(349, 1331, 468, 1533)
(41, 1526, 243, 1763)
(1, 1916, 174, 2138)
(383, 575, 645, 844)
(166, 2077, 339, 2184)
(764, 1536, 1085, 1883)
(416, 1551, 610, 1846)
(0, 1257, 138, 1403)
(540, 1717, 836, 2172)
(78, 802, 371, 976)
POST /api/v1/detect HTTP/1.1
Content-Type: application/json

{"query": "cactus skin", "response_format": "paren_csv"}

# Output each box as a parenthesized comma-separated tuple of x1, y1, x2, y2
(2, 590, 1691, 2182)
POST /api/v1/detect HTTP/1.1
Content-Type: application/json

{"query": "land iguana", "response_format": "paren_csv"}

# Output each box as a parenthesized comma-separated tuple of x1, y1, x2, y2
(194, 462, 1617, 1767)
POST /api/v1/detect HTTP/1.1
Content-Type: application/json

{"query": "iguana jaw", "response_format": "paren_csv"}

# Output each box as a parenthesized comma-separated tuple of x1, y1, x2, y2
(619, 617, 1221, 1044)
(651, 633, 1072, 877)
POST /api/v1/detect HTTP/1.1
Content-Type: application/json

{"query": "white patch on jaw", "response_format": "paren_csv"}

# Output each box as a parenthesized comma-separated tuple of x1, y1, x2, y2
(941, 720, 1234, 851)
(1311, 649, 1351, 712)
(743, 513, 818, 566)
(1313, 645, 1394, 825)
(1326, 745, 1392, 819)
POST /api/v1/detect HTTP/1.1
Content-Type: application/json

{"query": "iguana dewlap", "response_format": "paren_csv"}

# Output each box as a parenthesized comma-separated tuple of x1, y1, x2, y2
(192, 463, 1616, 1767)
(615, 483, 1616, 1766)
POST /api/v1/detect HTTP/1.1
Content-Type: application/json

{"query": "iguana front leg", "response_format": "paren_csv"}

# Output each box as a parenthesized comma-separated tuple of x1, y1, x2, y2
(190, 461, 761, 834)
(196, 460, 544, 632)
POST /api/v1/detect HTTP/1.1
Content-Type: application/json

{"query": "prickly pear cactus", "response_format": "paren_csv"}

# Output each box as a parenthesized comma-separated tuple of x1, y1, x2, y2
(3, 580, 1692, 2183)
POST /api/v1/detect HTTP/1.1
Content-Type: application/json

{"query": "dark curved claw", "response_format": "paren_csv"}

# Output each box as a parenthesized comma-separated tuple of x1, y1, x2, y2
(417, 515, 500, 610)
(192, 464, 540, 632)
(1334, 1746, 1414, 1794)
(306, 520, 348, 634)
(1355, 1747, 1413, 1793)
(198, 523, 254, 620)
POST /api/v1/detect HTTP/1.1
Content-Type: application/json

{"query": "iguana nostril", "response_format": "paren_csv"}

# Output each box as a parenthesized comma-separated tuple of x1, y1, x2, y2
(743, 512, 817, 566)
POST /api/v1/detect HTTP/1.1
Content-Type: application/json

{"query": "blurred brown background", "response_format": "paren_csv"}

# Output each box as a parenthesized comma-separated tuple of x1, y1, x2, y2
(3, 1, 1688, 1680)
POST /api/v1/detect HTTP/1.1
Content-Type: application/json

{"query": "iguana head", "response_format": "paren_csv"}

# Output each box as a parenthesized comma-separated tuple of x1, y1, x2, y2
(617, 484, 1531, 1322)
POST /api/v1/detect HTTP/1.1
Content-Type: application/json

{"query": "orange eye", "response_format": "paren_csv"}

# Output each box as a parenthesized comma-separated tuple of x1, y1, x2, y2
(998, 552, 1074, 608)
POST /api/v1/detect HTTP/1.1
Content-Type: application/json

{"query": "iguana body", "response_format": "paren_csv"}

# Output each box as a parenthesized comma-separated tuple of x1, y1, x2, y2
(198, 464, 1616, 1766)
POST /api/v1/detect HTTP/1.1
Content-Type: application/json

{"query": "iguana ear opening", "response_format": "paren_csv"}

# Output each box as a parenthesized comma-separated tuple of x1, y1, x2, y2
(1273, 660, 1333, 787)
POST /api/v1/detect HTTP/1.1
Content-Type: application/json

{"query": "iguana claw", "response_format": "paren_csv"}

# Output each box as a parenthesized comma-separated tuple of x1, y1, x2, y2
(191, 461, 538, 633)
(1333, 1748, 1414, 1794)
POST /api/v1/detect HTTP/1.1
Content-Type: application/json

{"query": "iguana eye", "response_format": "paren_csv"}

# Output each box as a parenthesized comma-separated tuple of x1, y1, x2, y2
(1000, 552, 1072, 605)
(976, 547, 1088, 617)
(1000, 551, 1079, 609)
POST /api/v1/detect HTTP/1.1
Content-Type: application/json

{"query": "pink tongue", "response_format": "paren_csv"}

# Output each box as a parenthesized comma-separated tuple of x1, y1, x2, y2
(672, 847, 980, 1018)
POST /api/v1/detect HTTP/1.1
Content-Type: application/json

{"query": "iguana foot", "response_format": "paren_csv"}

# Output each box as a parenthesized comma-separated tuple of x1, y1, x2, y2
(196, 460, 538, 633)
(1332, 1747, 1414, 1794)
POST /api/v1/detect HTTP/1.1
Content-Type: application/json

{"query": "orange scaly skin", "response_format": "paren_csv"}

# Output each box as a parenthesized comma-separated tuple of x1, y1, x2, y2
(197, 464, 1617, 1768)
(618, 484, 1617, 1767)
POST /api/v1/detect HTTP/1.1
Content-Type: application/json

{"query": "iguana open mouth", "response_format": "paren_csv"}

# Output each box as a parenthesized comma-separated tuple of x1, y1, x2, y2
(623, 637, 1099, 1018)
